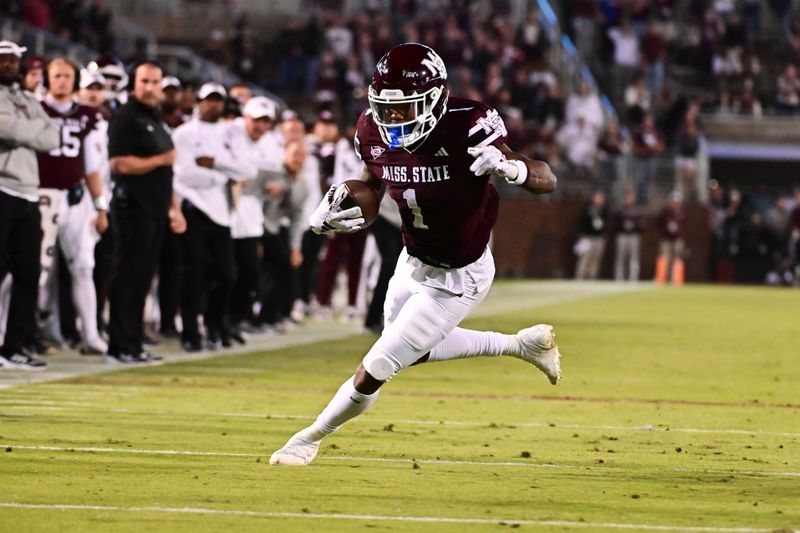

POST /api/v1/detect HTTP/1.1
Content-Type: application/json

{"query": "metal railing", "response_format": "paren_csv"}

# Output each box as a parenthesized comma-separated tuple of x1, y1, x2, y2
(536, 0, 616, 120)
(0, 15, 99, 65)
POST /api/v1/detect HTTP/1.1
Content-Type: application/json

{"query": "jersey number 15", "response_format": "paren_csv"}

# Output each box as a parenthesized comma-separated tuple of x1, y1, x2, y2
(49, 125, 82, 158)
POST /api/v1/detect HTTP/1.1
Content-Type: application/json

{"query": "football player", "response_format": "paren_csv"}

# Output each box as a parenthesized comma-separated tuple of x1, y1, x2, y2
(87, 55, 128, 110)
(270, 43, 561, 466)
(37, 58, 109, 354)
(77, 69, 114, 335)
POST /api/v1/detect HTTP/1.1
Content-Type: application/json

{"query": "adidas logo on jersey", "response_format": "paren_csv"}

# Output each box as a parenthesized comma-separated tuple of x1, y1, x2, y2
(434, 147, 449, 157)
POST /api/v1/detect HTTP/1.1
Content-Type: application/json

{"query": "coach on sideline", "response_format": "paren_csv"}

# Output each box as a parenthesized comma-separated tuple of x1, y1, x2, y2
(106, 60, 186, 363)
(172, 82, 257, 351)
(0, 40, 59, 370)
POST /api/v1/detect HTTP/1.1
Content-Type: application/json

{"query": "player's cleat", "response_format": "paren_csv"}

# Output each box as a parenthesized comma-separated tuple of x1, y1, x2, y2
(514, 324, 561, 385)
(105, 353, 139, 364)
(269, 429, 321, 466)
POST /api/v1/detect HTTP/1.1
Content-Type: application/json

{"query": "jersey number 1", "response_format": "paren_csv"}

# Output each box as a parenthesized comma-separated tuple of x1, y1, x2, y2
(402, 189, 429, 230)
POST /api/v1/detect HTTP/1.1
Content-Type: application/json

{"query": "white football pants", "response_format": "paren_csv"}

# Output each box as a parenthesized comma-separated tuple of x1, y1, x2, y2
(38, 188, 102, 345)
(361, 246, 495, 381)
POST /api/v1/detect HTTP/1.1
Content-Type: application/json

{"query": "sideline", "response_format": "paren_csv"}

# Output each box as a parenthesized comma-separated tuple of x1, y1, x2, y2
(0, 280, 646, 389)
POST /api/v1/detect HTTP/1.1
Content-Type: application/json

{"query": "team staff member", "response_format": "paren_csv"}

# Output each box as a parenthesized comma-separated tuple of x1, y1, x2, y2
(0, 41, 60, 370)
(172, 82, 256, 351)
(106, 60, 186, 363)
(227, 96, 281, 332)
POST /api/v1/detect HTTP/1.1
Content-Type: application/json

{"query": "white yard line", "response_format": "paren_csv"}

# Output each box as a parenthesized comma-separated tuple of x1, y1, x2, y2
(0, 281, 643, 390)
(0, 502, 784, 532)
(2, 444, 798, 479)
(2, 405, 797, 439)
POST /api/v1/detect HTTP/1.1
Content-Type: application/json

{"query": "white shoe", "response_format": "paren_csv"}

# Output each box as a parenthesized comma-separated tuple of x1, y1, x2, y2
(514, 324, 561, 385)
(81, 337, 108, 355)
(290, 300, 306, 323)
(313, 307, 333, 322)
(269, 429, 321, 466)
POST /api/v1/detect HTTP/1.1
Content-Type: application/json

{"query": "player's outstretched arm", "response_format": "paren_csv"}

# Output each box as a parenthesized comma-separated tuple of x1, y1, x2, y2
(468, 144, 557, 195)
(499, 144, 557, 195)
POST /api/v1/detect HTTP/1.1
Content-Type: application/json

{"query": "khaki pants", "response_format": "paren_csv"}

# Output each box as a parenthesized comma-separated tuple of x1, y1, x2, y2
(614, 234, 641, 281)
(659, 239, 685, 282)
(575, 236, 606, 280)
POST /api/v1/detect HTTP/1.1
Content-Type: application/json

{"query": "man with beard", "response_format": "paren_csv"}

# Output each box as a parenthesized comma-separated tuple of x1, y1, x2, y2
(0, 41, 60, 369)
(160, 76, 186, 129)
(106, 60, 186, 363)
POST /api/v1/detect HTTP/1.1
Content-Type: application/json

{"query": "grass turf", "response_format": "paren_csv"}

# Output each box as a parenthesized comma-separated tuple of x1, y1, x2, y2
(0, 282, 798, 532)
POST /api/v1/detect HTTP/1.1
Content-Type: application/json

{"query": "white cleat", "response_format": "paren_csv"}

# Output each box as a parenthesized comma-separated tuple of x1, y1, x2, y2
(269, 430, 321, 466)
(514, 324, 562, 385)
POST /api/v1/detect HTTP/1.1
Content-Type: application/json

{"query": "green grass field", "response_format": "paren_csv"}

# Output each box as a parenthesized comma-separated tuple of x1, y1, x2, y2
(0, 282, 798, 532)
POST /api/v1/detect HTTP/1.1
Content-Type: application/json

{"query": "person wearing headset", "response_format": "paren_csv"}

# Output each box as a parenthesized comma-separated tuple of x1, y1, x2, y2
(106, 60, 185, 364)
(36, 57, 109, 355)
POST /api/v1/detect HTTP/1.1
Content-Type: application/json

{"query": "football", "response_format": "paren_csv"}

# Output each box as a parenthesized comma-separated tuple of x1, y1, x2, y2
(335, 179, 380, 227)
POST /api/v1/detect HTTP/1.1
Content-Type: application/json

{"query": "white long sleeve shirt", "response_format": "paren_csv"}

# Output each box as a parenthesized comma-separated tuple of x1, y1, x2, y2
(227, 119, 283, 239)
(84, 119, 112, 200)
(332, 136, 363, 186)
(172, 118, 256, 227)
(565, 93, 605, 133)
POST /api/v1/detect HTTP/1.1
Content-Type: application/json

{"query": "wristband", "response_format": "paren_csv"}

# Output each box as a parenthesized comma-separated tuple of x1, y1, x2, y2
(506, 160, 528, 186)
(93, 195, 109, 211)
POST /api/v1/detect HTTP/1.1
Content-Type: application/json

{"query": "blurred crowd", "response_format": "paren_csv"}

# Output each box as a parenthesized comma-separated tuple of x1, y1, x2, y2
(3, 0, 115, 51)
(562, 0, 800, 116)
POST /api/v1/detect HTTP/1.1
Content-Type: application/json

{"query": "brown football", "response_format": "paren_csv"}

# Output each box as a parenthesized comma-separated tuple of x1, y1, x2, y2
(336, 179, 380, 227)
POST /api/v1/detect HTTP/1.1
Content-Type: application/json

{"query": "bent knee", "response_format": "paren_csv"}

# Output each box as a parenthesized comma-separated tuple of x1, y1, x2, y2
(362, 352, 398, 382)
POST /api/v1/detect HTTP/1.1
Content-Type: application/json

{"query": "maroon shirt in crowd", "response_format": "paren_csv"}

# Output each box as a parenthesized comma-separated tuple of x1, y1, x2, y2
(37, 101, 102, 190)
(355, 96, 506, 269)
(616, 204, 645, 235)
(659, 205, 686, 241)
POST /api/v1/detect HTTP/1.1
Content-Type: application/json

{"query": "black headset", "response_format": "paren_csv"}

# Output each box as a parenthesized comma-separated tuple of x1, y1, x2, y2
(43, 58, 81, 93)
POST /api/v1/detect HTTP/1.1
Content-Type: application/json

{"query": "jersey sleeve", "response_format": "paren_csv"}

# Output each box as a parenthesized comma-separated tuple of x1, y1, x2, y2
(83, 127, 105, 175)
(353, 110, 368, 161)
(466, 104, 508, 149)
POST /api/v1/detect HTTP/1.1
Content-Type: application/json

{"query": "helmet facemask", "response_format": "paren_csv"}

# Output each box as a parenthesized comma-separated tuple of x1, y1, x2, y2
(368, 85, 447, 151)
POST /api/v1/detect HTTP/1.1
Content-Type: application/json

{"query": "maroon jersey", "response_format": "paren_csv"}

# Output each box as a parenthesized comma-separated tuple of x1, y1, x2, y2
(355, 97, 507, 269)
(37, 100, 102, 190)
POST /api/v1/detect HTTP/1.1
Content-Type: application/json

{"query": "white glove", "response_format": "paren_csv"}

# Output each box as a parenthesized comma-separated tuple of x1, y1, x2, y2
(467, 145, 527, 185)
(309, 185, 366, 235)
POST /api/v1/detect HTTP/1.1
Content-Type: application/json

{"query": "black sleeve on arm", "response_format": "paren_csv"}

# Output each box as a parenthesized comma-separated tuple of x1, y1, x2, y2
(107, 110, 136, 158)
